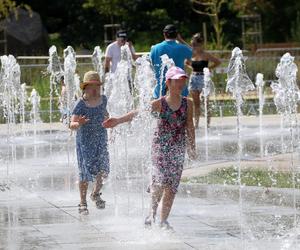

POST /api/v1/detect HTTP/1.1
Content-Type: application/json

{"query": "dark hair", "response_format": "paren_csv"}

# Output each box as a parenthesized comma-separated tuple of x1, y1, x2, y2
(116, 30, 127, 39)
(163, 24, 178, 39)
(191, 33, 204, 46)
(164, 31, 177, 39)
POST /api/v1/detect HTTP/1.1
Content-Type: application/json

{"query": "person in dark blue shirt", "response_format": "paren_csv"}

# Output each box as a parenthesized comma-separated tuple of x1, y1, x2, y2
(150, 24, 192, 99)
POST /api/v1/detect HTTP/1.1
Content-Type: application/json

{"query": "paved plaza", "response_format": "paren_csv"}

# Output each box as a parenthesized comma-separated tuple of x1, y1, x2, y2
(1, 115, 300, 249)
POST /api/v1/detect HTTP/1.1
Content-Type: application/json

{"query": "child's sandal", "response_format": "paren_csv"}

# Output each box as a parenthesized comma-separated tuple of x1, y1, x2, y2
(90, 193, 105, 209)
(78, 202, 89, 215)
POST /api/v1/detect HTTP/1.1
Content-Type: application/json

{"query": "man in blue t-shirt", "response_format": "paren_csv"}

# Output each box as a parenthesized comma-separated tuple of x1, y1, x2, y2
(150, 24, 192, 98)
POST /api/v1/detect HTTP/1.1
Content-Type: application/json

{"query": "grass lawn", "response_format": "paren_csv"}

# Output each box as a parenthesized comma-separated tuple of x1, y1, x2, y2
(182, 167, 300, 189)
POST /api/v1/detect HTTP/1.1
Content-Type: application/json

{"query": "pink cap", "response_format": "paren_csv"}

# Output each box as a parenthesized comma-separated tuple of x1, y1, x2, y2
(165, 66, 188, 81)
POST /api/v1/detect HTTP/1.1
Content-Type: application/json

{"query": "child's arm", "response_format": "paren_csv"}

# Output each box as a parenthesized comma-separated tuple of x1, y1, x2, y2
(102, 110, 138, 128)
(70, 115, 90, 130)
(103, 99, 162, 128)
(186, 98, 196, 159)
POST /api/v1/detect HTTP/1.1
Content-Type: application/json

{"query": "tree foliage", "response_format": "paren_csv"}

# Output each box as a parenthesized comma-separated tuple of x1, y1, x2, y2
(191, 0, 228, 49)
(12, 0, 300, 51)
(0, 0, 17, 19)
(0, 0, 30, 20)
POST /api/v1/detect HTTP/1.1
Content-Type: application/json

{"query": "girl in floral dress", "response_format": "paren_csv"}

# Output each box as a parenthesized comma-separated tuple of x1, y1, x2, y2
(103, 66, 196, 229)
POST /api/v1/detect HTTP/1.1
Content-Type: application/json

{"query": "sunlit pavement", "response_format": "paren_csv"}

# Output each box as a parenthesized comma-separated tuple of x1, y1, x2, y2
(1, 115, 300, 249)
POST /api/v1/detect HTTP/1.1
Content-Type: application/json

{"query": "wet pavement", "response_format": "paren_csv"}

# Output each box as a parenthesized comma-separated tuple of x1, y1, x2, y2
(1, 115, 300, 249)
(1, 168, 300, 250)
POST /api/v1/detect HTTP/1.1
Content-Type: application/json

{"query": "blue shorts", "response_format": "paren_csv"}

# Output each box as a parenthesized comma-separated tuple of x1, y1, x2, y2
(189, 73, 204, 91)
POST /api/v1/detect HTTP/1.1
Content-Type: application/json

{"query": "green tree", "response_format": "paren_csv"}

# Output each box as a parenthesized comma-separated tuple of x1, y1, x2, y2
(83, 0, 128, 24)
(291, 12, 300, 42)
(0, 0, 17, 19)
(191, 0, 227, 49)
(83, 0, 203, 50)
(230, 0, 273, 15)
(0, 0, 30, 19)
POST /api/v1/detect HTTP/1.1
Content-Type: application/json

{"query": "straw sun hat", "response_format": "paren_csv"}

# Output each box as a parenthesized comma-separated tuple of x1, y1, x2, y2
(80, 71, 102, 90)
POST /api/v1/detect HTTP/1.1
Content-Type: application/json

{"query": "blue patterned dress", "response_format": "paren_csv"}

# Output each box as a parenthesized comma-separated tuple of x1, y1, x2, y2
(151, 97, 188, 193)
(72, 95, 110, 182)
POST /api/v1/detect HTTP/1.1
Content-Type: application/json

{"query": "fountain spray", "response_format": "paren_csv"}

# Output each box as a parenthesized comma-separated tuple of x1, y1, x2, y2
(271, 53, 299, 245)
(203, 67, 215, 161)
(255, 73, 265, 158)
(226, 47, 255, 245)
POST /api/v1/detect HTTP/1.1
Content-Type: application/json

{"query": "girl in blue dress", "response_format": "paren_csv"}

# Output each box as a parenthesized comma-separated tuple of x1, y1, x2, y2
(70, 71, 109, 215)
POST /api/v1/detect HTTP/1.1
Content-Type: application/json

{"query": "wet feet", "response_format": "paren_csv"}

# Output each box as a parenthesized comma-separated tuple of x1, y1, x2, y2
(78, 203, 89, 215)
(160, 220, 174, 231)
(144, 215, 155, 228)
(90, 192, 106, 209)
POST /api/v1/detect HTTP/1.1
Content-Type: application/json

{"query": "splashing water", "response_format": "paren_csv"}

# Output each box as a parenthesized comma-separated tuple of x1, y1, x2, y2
(0, 55, 21, 179)
(255, 73, 265, 157)
(134, 55, 155, 112)
(107, 44, 135, 215)
(271, 53, 299, 117)
(29, 88, 41, 158)
(92, 46, 104, 82)
(203, 67, 215, 160)
(132, 54, 156, 214)
(47, 46, 62, 126)
(108, 44, 134, 116)
(226, 47, 254, 244)
(271, 53, 299, 245)
(159, 54, 174, 97)
(203, 68, 214, 97)
(271, 53, 299, 154)
(0, 55, 21, 127)
(63, 46, 78, 126)
(29, 89, 41, 127)
(19, 83, 28, 135)
(227, 48, 254, 103)
(47, 46, 63, 79)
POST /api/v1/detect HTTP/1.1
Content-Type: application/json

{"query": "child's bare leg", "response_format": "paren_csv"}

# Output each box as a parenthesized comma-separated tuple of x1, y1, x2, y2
(160, 187, 176, 222)
(150, 185, 164, 219)
(90, 173, 106, 209)
(92, 172, 105, 195)
(79, 181, 88, 204)
(191, 90, 201, 128)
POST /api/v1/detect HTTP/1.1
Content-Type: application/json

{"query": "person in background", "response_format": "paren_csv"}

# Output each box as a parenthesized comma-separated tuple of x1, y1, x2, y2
(150, 24, 192, 99)
(104, 30, 138, 95)
(184, 33, 221, 128)
(104, 30, 138, 74)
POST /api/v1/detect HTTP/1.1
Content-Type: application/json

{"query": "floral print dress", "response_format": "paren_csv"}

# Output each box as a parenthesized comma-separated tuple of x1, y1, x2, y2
(151, 96, 187, 193)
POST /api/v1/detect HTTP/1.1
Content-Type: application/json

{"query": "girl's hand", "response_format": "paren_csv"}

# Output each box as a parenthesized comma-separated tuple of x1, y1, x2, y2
(102, 118, 119, 128)
(78, 115, 89, 125)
